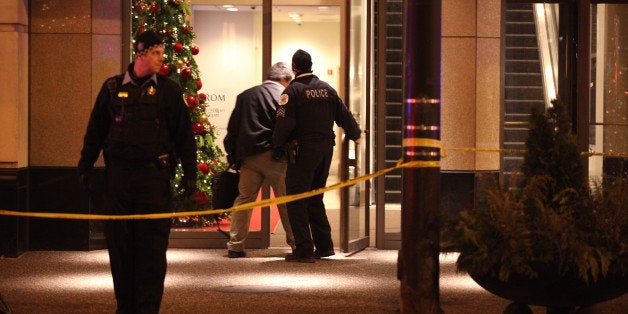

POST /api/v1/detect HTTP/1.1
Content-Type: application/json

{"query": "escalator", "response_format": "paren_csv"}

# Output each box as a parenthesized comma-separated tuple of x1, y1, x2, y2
(503, 3, 557, 185)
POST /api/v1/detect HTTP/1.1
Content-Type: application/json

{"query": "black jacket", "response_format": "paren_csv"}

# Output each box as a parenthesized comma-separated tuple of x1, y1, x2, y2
(273, 73, 361, 147)
(78, 63, 197, 181)
(224, 80, 285, 165)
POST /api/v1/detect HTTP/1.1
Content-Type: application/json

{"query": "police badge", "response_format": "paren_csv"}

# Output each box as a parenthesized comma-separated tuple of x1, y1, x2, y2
(279, 93, 289, 106)
(277, 94, 289, 118)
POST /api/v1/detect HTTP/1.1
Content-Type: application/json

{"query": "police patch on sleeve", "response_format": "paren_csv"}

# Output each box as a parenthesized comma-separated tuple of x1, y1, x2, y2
(279, 94, 289, 106)
(276, 106, 286, 118)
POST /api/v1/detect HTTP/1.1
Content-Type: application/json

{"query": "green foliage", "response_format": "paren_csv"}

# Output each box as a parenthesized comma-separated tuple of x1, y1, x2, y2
(454, 99, 627, 284)
(522, 100, 588, 197)
(132, 0, 228, 228)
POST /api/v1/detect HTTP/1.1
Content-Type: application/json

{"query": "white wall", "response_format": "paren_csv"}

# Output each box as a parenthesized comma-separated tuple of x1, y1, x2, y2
(272, 21, 340, 91)
(192, 9, 263, 151)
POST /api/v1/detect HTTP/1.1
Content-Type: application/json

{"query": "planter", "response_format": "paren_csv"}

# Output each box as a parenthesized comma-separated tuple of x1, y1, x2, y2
(469, 268, 627, 310)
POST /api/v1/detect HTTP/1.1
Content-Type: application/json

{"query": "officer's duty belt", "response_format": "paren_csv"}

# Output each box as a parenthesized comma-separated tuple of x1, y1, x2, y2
(108, 158, 158, 169)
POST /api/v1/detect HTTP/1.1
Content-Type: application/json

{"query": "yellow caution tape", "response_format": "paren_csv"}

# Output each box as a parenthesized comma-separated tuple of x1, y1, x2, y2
(0, 158, 437, 220)
(402, 138, 442, 148)
(0, 146, 626, 220)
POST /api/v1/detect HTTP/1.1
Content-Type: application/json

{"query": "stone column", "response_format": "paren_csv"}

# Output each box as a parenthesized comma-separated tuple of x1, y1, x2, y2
(0, 0, 29, 257)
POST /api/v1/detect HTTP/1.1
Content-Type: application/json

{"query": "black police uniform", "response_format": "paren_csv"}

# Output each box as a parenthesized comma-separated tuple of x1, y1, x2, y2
(78, 62, 196, 313)
(273, 72, 361, 258)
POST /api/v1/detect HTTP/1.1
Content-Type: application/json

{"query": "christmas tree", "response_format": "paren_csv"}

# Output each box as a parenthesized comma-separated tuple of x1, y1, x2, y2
(132, 0, 228, 227)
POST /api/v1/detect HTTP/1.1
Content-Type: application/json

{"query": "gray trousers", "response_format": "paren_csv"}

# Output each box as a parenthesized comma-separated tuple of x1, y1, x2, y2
(227, 150, 295, 252)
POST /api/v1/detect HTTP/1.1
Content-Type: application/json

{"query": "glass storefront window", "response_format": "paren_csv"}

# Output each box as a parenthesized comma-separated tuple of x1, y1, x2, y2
(589, 4, 628, 179)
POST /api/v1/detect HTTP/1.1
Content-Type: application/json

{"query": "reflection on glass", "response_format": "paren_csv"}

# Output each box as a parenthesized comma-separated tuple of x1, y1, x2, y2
(348, 0, 368, 242)
(589, 4, 628, 179)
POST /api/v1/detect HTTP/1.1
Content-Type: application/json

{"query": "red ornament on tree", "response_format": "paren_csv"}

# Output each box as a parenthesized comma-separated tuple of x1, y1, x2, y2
(196, 79, 203, 90)
(186, 95, 198, 109)
(209, 160, 218, 173)
(180, 68, 191, 78)
(192, 123, 205, 135)
(198, 93, 207, 102)
(198, 162, 210, 175)
(149, 5, 158, 14)
(159, 63, 171, 76)
(182, 25, 190, 34)
(173, 43, 184, 53)
(195, 191, 209, 205)
(191, 45, 200, 55)
(162, 28, 171, 38)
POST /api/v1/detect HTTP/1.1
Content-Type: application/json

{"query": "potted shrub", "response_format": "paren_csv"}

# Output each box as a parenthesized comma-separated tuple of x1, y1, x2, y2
(450, 99, 627, 313)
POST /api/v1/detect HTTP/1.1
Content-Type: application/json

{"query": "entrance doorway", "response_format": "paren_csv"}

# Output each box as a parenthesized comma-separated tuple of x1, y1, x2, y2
(169, 1, 371, 254)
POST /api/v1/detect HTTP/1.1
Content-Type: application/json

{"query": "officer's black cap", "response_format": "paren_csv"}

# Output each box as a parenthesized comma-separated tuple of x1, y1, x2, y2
(134, 30, 164, 55)
(292, 49, 312, 73)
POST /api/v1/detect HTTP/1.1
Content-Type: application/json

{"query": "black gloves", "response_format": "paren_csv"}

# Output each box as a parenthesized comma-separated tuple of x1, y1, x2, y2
(272, 147, 285, 161)
(272, 140, 298, 163)
(177, 177, 196, 199)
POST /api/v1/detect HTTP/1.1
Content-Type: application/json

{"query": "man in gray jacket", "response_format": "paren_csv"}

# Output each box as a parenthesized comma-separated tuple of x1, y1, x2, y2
(223, 62, 295, 258)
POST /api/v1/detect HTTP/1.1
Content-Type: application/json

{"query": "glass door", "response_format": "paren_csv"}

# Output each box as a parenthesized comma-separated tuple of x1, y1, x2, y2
(271, 1, 370, 254)
(341, 0, 371, 254)
(589, 3, 628, 180)
(271, 1, 346, 250)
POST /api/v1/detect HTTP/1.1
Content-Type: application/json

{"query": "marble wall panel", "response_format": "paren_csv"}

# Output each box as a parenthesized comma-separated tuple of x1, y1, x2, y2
(477, 0, 501, 38)
(30, 33, 91, 166)
(442, 0, 476, 37)
(476, 37, 501, 170)
(0, 32, 19, 163)
(31, 0, 91, 34)
(0, 0, 28, 25)
(0, 0, 29, 166)
(93, 0, 121, 35)
(442, 37, 476, 171)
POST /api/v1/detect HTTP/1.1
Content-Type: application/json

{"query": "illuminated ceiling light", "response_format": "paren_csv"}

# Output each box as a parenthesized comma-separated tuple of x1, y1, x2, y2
(227, 7, 239, 12)
(318, 6, 329, 11)
(288, 12, 302, 25)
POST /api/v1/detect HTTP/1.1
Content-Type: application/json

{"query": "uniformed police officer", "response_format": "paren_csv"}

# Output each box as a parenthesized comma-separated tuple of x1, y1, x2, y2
(78, 30, 197, 313)
(273, 49, 361, 263)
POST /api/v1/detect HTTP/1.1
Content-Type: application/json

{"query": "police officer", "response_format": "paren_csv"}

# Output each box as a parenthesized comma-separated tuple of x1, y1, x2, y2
(78, 30, 197, 313)
(273, 49, 361, 263)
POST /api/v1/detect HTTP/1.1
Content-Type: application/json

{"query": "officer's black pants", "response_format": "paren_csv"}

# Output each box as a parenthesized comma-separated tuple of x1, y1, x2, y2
(285, 142, 334, 257)
(105, 165, 172, 314)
